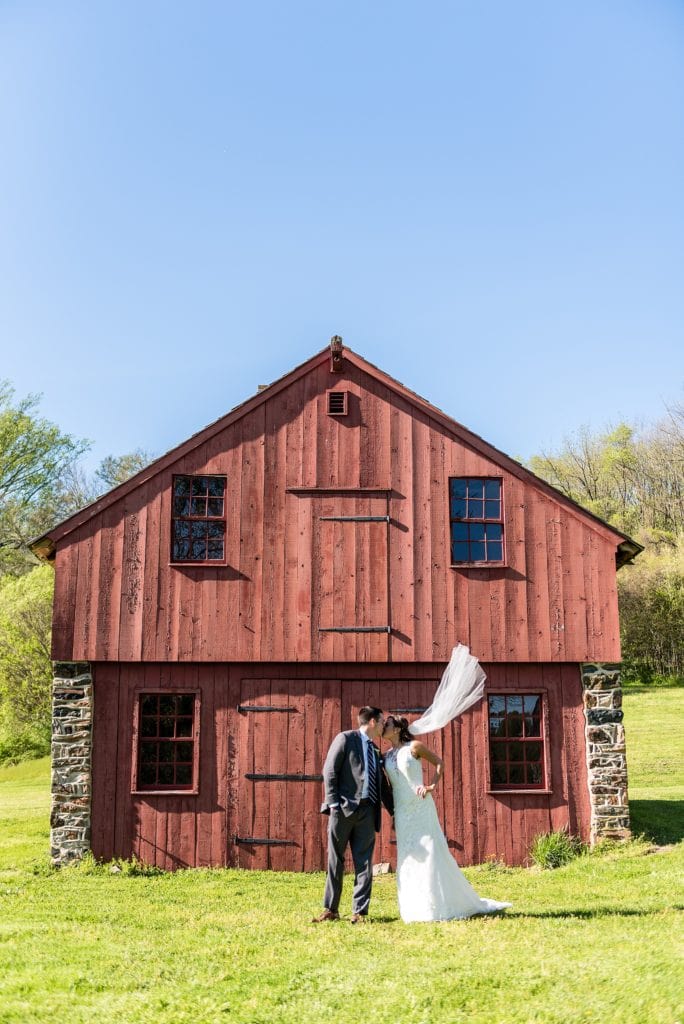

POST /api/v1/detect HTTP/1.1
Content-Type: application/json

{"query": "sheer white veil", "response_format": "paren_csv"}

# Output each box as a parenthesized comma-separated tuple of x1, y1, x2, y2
(408, 644, 486, 736)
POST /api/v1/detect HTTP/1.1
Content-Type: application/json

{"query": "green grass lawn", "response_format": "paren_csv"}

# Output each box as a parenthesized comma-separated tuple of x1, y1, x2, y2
(0, 688, 682, 1024)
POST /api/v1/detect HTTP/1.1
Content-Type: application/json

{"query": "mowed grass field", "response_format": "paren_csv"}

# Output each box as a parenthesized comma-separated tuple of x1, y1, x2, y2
(0, 687, 682, 1024)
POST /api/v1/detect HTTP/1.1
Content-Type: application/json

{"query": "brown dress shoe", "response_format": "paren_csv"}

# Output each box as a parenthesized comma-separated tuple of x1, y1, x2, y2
(311, 909, 340, 922)
(350, 913, 368, 924)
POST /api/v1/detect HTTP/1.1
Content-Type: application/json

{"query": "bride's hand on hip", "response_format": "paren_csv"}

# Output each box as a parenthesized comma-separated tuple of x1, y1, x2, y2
(416, 784, 435, 799)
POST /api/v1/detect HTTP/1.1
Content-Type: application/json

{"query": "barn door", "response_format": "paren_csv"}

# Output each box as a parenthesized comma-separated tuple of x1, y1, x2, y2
(234, 678, 341, 870)
(312, 492, 391, 661)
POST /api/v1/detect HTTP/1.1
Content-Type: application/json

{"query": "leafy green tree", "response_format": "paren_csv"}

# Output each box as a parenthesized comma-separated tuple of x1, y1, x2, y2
(96, 449, 152, 490)
(0, 381, 89, 574)
(0, 564, 54, 748)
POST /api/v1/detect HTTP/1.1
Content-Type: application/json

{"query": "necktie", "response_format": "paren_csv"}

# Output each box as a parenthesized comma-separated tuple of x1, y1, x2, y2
(367, 742, 378, 804)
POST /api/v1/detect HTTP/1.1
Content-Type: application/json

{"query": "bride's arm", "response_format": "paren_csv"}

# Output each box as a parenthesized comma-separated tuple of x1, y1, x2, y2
(409, 740, 443, 799)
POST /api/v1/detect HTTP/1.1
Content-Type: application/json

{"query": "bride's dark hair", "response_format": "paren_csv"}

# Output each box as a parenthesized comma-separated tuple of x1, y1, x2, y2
(393, 716, 413, 744)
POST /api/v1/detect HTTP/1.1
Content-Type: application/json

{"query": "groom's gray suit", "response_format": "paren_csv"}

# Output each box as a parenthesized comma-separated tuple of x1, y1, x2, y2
(320, 730, 394, 916)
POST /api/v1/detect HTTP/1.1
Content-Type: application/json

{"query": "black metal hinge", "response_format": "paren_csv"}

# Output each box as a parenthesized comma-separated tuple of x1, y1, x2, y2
(319, 515, 390, 523)
(232, 836, 297, 846)
(244, 773, 323, 782)
(237, 705, 298, 713)
(319, 626, 391, 633)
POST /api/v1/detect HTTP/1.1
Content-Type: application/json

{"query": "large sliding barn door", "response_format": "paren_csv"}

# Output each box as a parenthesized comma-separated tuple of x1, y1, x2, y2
(234, 679, 341, 870)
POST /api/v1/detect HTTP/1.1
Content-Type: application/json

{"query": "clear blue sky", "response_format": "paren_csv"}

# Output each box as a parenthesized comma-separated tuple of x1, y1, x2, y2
(1, 1, 682, 472)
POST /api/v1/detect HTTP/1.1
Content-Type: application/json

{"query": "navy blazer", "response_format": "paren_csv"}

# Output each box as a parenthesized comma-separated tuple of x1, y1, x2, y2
(321, 729, 394, 832)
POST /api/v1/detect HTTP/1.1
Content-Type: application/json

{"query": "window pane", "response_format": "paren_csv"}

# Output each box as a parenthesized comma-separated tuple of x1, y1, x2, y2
(491, 742, 507, 762)
(452, 542, 469, 562)
(489, 695, 506, 716)
(207, 521, 225, 538)
(507, 713, 524, 737)
(508, 741, 524, 762)
(484, 480, 501, 499)
(467, 498, 483, 519)
(526, 762, 542, 785)
(526, 716, 541, 737)
(492, 764, 507, 785)
(141, 717, 156, 737)
(523, 696, 541, 715)
(140, 764, 157, 785)
(158, 716, 174, 737)
(174, 497, 190, 516)
(486, 523, 503, 541)
(207, 541, 224, 560)
(176, 741, 193, 763)
(173, 540, 190, 560)
(207, 477, 226, 497)
(207, 497, 224, 517)
(141, 694, 158, 715)
(470, 523, 485, 541)
(158, 741, 175, 763)
(507, 696, 523, 714)
(526, 742, 543, 762)
(485, 500, 500, 519)
(176, 717, 193, 737)
(174, 477, 190, 496)
(509, 765, 524, 784)
(175, 765, 192, 786)
(489, 717, 506, 737)
(159, 695, 176, 715)
(450, 497, 467, 519)
(140, 742, 157, 764)
(451, 522, 468, 542)
(191, 540, 207, 560)
(177, 694, 194, 716)
(191, 521, 207, 539)
(191, 477, 209, 495)
(158, 765, 174, 785)
(450, 478, 467, 499)
(487, 542, 503, 561)
(190, 497, 207, 516)
(469, 542, 486, 561)
(174, 520, 190, 539)
(467, 479, 484, 498)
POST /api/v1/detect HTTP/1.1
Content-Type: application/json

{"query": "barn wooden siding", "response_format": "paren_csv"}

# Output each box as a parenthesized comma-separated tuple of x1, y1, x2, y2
(52, 359, 621, 665)
(91, 661, 590, 870)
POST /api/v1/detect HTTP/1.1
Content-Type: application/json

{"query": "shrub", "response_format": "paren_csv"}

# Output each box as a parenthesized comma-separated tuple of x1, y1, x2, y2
(0, 725, 50, 766)
(529, 828, 586, 869)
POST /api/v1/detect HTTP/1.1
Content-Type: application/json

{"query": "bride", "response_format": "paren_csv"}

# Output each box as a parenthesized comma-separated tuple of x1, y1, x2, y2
(382, 646, 511, 923)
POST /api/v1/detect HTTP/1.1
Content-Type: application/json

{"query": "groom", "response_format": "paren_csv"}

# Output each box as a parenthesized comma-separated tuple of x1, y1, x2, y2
(313, 706, 394, 924)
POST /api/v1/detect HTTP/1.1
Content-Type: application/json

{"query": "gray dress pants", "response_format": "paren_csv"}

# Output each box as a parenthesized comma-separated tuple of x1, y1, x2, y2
(323, 803, 377, 915)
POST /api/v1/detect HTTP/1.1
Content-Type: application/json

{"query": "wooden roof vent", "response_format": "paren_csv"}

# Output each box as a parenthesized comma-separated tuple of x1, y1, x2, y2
(327, 389, 348, 416)
(330, 335, 344, 372)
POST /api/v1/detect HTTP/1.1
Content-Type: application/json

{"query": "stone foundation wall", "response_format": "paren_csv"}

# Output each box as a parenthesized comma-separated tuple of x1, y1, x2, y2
(581, 663, 630, 843)
(50, 662, 93, 866)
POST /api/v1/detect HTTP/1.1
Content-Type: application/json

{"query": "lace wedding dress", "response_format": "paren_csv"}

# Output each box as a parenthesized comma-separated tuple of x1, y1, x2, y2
(384, 744, 512, 923)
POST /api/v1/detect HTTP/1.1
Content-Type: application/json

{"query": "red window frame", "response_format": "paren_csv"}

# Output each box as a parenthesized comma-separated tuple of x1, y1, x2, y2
(131, 690, 200, 795)
(487, 692, 548, 792)
(449, 477, 505, 566)
(171, 474, 227, 565)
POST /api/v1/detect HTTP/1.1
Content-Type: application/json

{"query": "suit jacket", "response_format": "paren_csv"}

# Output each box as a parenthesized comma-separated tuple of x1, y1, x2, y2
(320, 729, 394, 832)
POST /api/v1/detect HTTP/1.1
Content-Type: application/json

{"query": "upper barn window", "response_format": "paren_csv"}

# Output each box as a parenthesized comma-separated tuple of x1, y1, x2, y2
(171, 475, 226, 563)
(449, 477, 504, 564)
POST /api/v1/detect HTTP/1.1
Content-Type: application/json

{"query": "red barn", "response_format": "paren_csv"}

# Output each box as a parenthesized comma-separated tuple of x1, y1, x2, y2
(34, 340, 640, 870)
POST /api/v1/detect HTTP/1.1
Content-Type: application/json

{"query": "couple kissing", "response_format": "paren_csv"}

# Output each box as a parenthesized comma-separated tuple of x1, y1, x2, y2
(312, 647, 512, 924)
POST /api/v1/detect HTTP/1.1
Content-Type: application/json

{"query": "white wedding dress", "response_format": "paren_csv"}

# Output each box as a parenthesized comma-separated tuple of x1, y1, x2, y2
(384, 744, 512, 923)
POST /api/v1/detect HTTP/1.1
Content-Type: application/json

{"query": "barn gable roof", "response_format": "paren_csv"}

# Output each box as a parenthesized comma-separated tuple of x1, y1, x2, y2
(31, 343, 642, 566)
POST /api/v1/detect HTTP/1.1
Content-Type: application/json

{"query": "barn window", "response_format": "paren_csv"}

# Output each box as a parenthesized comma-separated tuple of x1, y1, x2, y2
(135, 692, 199, 792)
(449, 477, 504, 563)
(488, 694, 545, 789)
(171, 475, 226, 563)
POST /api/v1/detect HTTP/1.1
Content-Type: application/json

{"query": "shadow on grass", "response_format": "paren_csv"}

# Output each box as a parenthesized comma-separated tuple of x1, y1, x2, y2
(506, 906, 683, 920)
(630, 800, 684, 845)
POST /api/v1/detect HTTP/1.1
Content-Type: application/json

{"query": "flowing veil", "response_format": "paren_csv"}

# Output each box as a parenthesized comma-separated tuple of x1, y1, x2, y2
(408, 644, 486, 736)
